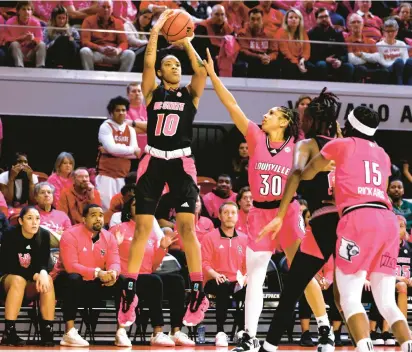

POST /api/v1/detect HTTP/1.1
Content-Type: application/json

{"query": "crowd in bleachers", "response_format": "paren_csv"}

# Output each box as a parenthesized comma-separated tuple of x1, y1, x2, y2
(2, 1, 412, 83)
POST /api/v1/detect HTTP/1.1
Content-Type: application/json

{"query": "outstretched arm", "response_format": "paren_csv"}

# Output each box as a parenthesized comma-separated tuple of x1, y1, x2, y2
(142, 10, 174, 104)
(203, 48, 249, 136)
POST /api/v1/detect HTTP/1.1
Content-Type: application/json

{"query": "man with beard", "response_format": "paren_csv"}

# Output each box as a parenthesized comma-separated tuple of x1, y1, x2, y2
(52, 204, 131, 347)
(58, 168, 102, 224)
(203, 174, 238, 226)
(388, 179, 412, 232)
(307, 8, 354, 82)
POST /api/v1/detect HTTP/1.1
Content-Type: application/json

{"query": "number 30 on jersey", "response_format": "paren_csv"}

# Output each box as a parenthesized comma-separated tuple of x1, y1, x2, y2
(260, 174, 282, 196)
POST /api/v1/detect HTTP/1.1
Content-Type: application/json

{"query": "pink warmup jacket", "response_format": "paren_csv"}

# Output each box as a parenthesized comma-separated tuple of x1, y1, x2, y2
(201, 228, 247, 282)
(203, 190, 238, 219)
(51, 224, 120, 280)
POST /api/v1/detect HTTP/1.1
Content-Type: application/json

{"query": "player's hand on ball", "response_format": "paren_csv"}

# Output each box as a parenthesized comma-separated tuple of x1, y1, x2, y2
(257, 216, 284, 242)
(202, 48, 215, 75)
(170, 33, 194, 46)
(154, 9, 175, 31)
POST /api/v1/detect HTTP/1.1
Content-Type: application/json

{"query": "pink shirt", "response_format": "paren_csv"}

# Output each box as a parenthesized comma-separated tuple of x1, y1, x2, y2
(295, 3, 318, 31)
(0, 15, 5, 45)
(235, 209, 249, 235)
(62, 1, 93, 9)
(47, 173, 73, 207)
(51, 224, 121, 280)
(36, 206, 72, 234)
(273, 0, 297, 10)
(127, 105, 148, 153)
(203, 191, 238, 219)
(201, 228, 247, 282)
(321, 137, 392, 215)
(109, 221, 165, 275)
(33, 1, 62, 21)
(112, 0, 137, 22)
(175, 215, 214, 250)
(246, 121, 295, 203)
(5, 16, 43, 54)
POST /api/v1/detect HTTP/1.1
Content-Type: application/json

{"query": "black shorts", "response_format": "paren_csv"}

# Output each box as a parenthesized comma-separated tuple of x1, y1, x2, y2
(135, 154, 199, 215)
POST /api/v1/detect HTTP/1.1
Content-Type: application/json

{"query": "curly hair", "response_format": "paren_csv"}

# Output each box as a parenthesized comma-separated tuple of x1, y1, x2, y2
(344, 106, 380, 141)
(304, 87, 339, 138)
(278, 106, 301, 142)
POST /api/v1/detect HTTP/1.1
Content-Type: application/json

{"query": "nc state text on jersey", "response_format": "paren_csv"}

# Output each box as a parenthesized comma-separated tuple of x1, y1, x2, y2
(154, 102, 186, 111)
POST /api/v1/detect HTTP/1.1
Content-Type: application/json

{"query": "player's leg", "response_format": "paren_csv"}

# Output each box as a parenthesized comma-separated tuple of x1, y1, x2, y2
(396, 282, 408, 318)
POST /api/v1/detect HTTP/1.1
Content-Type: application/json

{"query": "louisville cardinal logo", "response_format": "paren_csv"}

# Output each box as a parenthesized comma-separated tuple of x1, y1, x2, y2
(338, 237, 360, 262)
(18, 253, 31, 268)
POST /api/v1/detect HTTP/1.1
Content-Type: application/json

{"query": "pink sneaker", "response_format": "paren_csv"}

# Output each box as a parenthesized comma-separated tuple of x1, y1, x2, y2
(118, 294, 138, 327)
(182, 293, 209, 327)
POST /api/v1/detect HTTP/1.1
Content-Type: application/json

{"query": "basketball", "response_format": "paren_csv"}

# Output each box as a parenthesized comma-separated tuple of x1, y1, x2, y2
(161, 10, 194, 43)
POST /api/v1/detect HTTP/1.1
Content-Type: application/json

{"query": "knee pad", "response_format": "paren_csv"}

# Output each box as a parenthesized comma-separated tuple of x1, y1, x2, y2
(370, 273, 406, 326)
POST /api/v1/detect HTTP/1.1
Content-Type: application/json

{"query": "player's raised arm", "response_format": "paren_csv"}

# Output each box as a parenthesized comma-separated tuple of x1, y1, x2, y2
(142, 10, 174, 104)
(203, 48, 250, 136)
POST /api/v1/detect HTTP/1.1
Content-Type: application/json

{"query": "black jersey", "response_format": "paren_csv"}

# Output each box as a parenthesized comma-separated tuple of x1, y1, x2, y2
(396, 240, 412, 279)
(147, 85, 197, 151)
(300, 136, 335, 214)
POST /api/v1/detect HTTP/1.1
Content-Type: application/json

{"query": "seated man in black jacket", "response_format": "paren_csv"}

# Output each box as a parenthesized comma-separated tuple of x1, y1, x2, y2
(306, 7, 355, 82)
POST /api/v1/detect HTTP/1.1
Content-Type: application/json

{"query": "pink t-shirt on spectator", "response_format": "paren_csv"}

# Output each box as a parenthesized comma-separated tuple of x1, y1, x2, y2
(62, 1, 93, 9)
(0, 15, 5, 45)
(33, 1, 62, 21)
(5, 16, 43, 54)
(127, 104, 148, 153)
(36, 206, 72, 234)
(112, 0, 137, 22)
(48, 173, 73, 207)
(203, 191, 238, 219)
(321, 137, 392, 215)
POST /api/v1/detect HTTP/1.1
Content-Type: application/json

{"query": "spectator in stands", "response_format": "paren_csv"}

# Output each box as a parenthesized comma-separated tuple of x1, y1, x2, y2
(0, 152, 38, 207)
(0, 14, 7, 66)
(388, 178, 412, 232)
(350, 0, 383, 40)
(193, 4, 234, 74)
(110, 198, 195, 346)
(47, 152, 74, 208)
(5, 1, 46, 68)
(345, 13, 389, 83)
(80, 0, 135, 72)
(236, 8, 279, 79)
(370, 19, 412, 85)
(229, 140, 249, 192)
(96, 96, 139, 211)
(295, 95, 312, 139)
(298, 198, 309, 213)
(0, 206, 55, 346)
(277, 8, 311, 80)
(307, 8, 354, 82)
(64, 0, 98, 25)
(223, 1, 249, 34)
(43, 5, 79, 69)
(235, 186, 252, 234)
(33, 0, 61, 22)
(202, 201, 247, 347)
(124, 8, 152, 71)
(34, 182, 71, 248)
(52, 204, 130, 347)
(273, 0, 298, 13)
(179, 1, 210, 23)
(295, 0, 318, 31)
(395, 3, 412, 42)
(203, 174, 238, 224)
(112, 0, 137, 23)
(58, 168, 102, 224)
(254, 0, 283, 36)
(315, 0, 346, 31)
(126, 82, 148, 153)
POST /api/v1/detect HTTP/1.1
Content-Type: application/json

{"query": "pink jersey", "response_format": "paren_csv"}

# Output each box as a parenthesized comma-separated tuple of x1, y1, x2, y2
(246, 121, 294, 203)
(36, 206, 72, 234)
(47, 173, 73, 207)
(321, 137, 392, 215)
(127, 105, 148, 154)
(201, 228, 247, 282)
(235, 209, 249, 235)
(109, 220, 165, 275)
(203, 191, 238, 218)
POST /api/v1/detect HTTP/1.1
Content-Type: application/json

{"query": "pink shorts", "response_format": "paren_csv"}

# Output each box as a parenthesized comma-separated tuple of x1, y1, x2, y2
(336, 208, 398, 275)
(247, 200, 305, 252)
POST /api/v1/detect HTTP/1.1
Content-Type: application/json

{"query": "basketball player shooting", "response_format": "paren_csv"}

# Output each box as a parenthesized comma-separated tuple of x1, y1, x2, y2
(119, 10, 209, 327)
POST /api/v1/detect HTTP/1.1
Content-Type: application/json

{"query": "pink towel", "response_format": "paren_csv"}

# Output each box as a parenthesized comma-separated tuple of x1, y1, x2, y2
(217, 35, 240, 77)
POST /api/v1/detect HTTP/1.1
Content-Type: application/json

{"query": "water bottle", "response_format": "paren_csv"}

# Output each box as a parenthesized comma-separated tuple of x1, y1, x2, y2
(197, 325, 206, 344)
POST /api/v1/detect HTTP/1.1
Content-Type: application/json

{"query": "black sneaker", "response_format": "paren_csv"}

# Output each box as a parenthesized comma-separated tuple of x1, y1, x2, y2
(334, 331, 343, 347)
(40, 324, 55, 347)
(231, 332, 261, 352)
(300, 330, 314, 347)
(382, 331, 396, 346)
(1, 328, 26, 346)
(317, 325, 335, 352)
(370, 331, 384, 346)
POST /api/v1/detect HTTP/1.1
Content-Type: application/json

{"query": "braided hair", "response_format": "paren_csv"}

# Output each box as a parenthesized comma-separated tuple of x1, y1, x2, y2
(304, 87, 339, 138)
(277, 106, 301, 143)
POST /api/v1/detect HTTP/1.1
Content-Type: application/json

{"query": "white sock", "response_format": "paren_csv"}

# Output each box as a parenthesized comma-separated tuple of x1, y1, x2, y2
(356, 338, 374, 352)
(263, 341, 278, 352)
(401, 340, 412, 352)
(316, 314, 331, 328)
